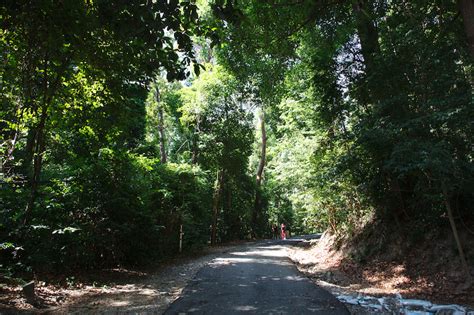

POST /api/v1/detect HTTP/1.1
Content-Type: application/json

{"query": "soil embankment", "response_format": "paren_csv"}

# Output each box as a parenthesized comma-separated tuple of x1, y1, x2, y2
(288, 231, 474, 314)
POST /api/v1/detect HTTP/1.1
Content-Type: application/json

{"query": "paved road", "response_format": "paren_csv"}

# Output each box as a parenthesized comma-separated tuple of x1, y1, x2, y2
(165, 239, 349, 314)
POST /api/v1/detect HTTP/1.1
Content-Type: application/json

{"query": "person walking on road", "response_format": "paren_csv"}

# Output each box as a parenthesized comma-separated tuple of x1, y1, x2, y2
(280, 223, 286, 240)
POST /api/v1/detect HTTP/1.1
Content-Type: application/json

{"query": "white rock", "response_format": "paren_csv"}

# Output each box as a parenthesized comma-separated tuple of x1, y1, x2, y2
(337, 291, 470, 315)
(336, 295, 359, 305)
(358, 297, 379, 306)
(400, 299, 433, 308)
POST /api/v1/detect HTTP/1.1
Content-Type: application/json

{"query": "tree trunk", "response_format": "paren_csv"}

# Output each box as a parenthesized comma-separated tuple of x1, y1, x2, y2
(155, 90, 167, 163)
(191, 137, 198, 164)
(352, 0, 380, 77)
(252, 110, 267, 236)
(158, 107, 167, 163)
(22, 127, 37, 174)
(459, 0, 474, 59)
(211, 169, 224, 245)
(191, 120, 200, 165)
(255, 110, 267, 186)
(22, 55, 69, 225)
(442, 182, 472, 283)
(24, 105, 48, 225)
(24, 51, 51, 225)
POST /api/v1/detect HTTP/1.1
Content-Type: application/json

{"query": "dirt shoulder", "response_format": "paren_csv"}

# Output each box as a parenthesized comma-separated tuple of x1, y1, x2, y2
(0, 243, 247, 314)
(287, 232, 474, 314)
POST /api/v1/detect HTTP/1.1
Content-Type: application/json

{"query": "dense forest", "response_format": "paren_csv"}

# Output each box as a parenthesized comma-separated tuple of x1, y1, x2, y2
(1, 0, 473, 281)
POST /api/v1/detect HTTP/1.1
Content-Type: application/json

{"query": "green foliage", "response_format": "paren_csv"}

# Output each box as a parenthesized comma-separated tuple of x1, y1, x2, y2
(2, 0, 473, 276)
(212, 0, 474, 240)
(0, 1, 235, 274)
(179, 65, 256, 241)
(1, 151, 212, 270)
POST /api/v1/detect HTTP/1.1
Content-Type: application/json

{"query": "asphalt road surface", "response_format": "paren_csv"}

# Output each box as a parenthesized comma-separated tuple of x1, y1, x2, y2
(165, 239, 349, 314)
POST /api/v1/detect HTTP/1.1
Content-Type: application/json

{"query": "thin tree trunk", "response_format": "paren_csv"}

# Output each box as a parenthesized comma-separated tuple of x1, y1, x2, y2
(459, 0, 474, 59)
(442, 182, 472, 283)
(191, 121, 200, 165)
(22, 54, 69, 225)
(155, 90, 167, 163)
(252, 110, 267, 236)
(22, 127, 36, 173)
(211, 169, 224, 245)
(158, 107, 167, 163)
(20, 38, 37, 174)
(24, 50, 51, 225)
(191, 136, 198, 164)
(255, 110, 267, 186)
(24, 105, 48, 225)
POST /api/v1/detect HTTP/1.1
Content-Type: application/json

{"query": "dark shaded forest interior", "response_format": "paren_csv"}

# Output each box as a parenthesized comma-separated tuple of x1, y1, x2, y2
(1, 0, 473, 310)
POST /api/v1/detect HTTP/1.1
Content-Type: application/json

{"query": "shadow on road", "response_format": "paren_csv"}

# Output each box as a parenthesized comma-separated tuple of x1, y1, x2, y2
(165, 239, 348, 314)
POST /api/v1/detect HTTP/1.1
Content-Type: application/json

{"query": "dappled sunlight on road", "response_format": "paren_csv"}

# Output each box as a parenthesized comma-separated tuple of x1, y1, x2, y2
(208, 255, 292, 267)
(165, 240, 349, 314)
(233, 305, 258, 311)
(231, 245, 288, 258)
(208, 244, 292, 268)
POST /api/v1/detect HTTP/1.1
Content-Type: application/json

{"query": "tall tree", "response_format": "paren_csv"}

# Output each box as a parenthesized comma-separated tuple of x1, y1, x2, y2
(252, 109, 266, 235)
(210, 0, 474, 254)
(153, 87, 167, 163)
(1, 0, 204, 224)
(180, 65, 254, 243)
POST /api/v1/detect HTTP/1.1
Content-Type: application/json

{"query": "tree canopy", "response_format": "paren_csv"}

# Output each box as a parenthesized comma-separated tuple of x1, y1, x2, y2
(1, 0, 473, 279)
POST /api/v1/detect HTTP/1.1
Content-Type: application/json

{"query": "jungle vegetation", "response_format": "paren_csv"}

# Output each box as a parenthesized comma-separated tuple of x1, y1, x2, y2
(1, 0, 473, 277)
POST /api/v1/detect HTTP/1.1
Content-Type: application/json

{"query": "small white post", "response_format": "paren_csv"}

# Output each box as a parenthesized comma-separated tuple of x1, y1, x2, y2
(179, 224, 184, 253)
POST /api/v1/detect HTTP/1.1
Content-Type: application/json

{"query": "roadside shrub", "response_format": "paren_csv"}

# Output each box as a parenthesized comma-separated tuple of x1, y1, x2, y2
(0, 150, 212, 273)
